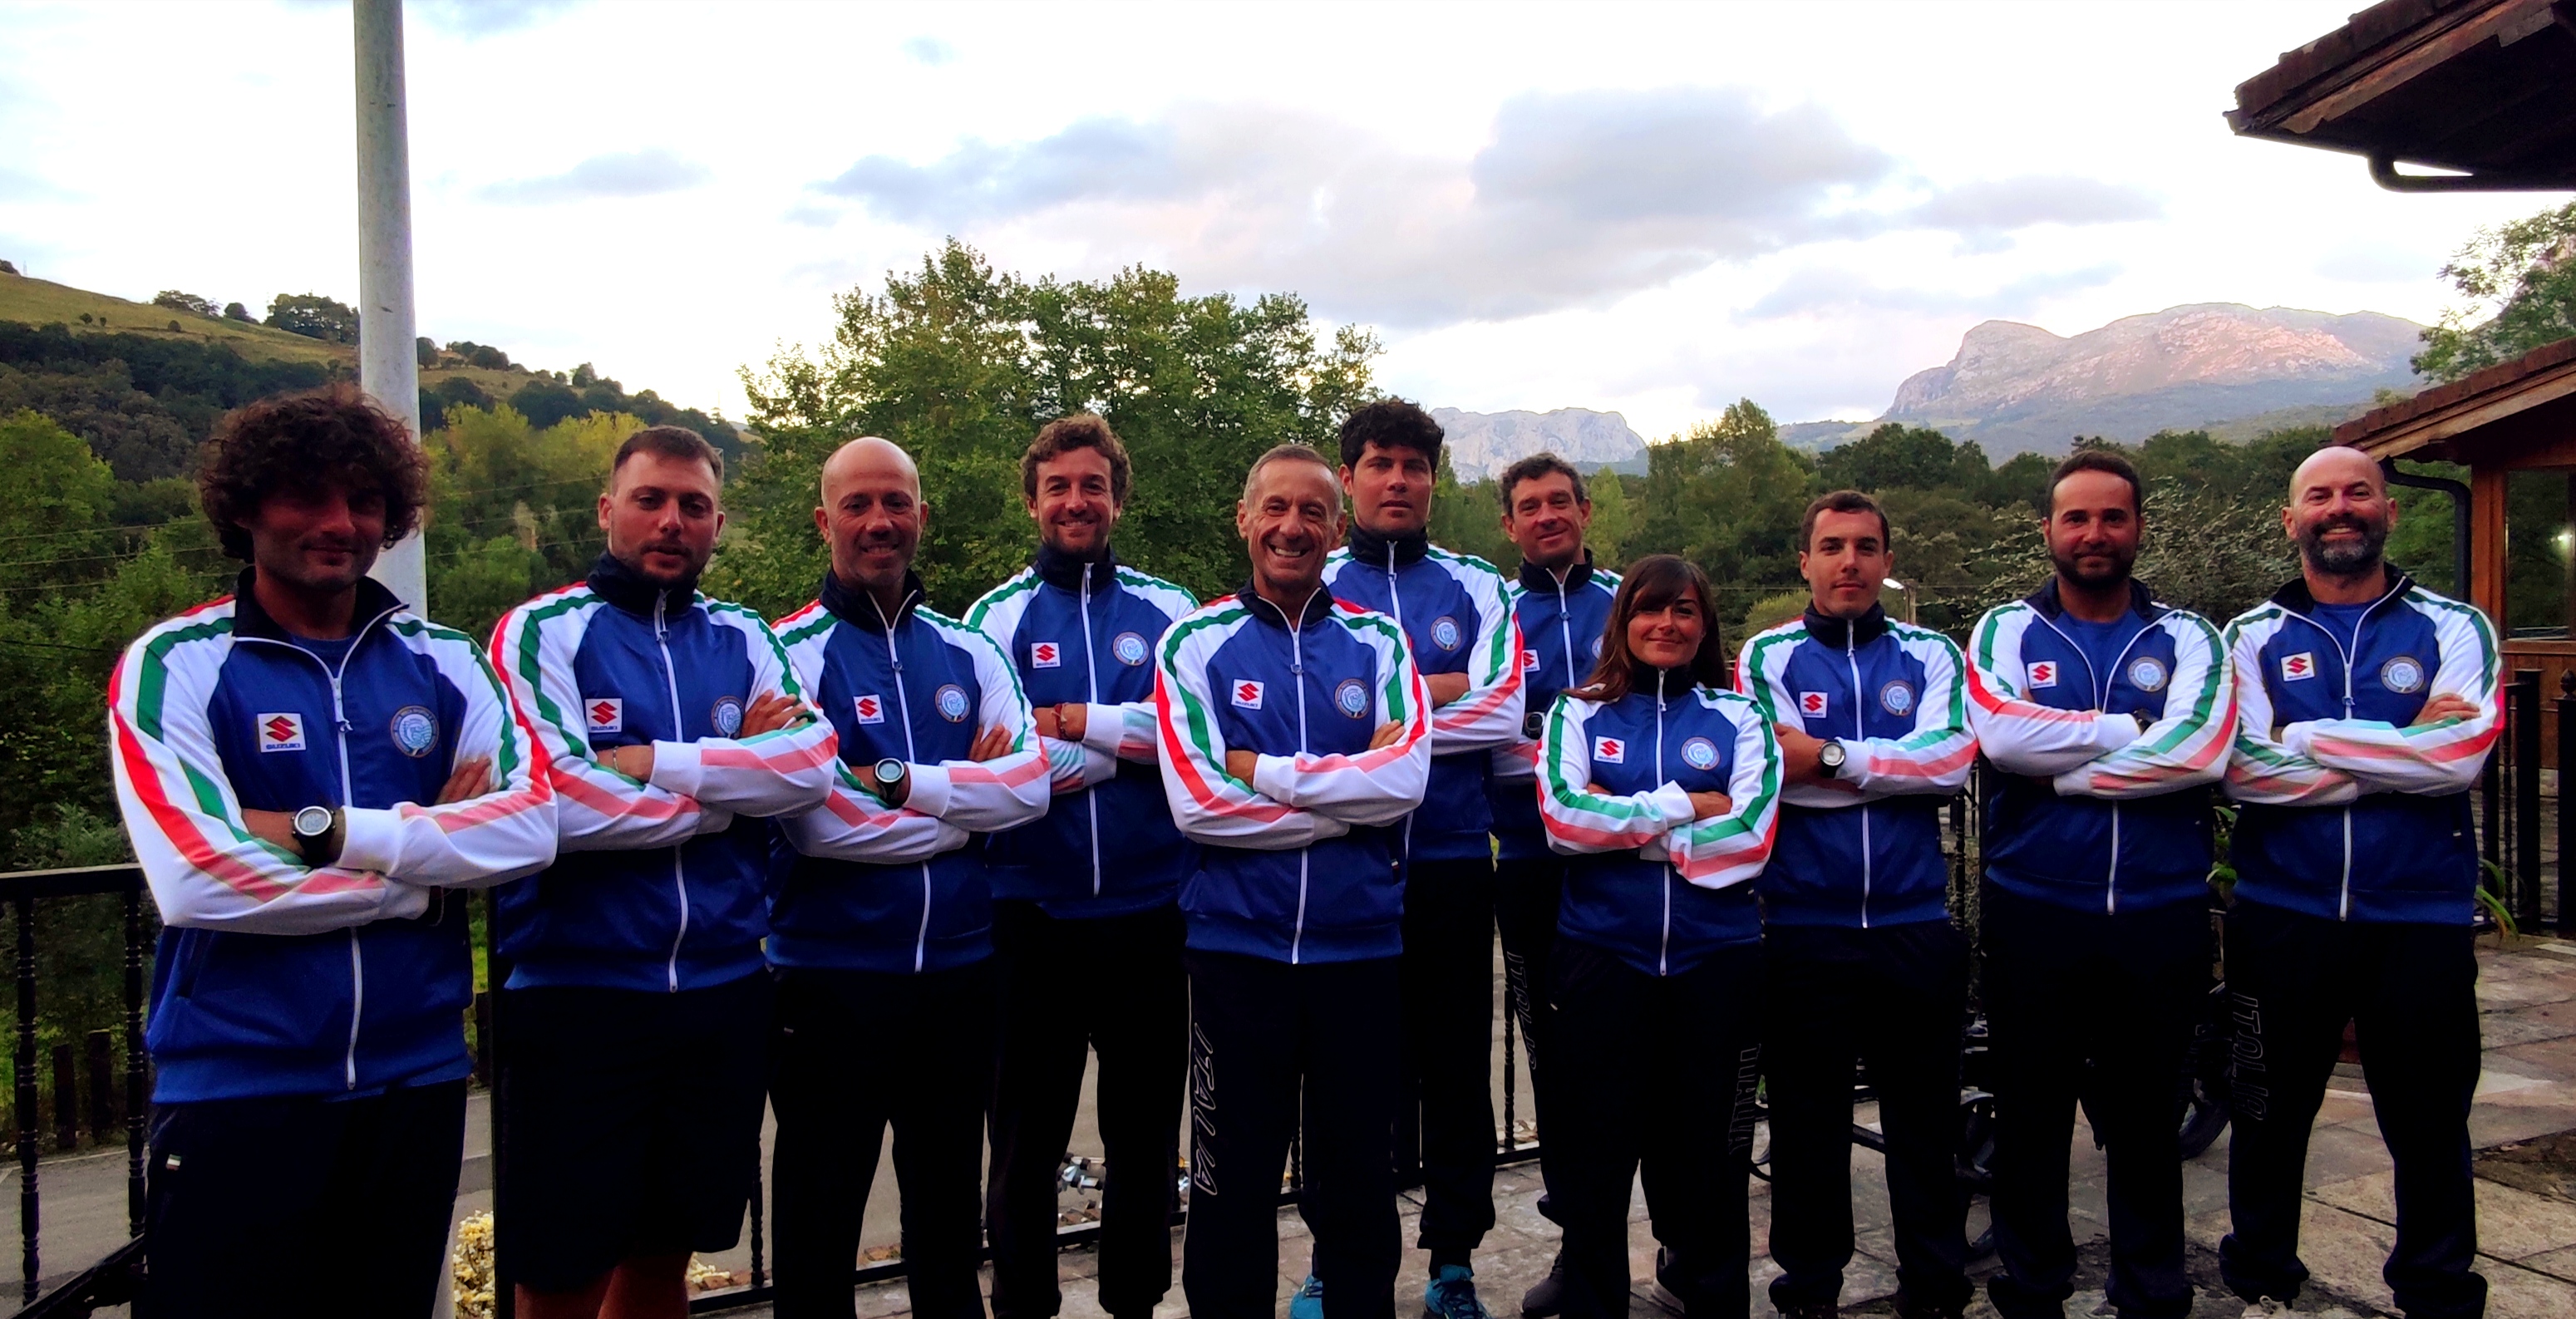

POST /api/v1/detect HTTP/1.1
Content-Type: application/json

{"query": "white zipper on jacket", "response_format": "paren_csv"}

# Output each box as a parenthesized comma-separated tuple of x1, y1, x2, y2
(1656, 687, 1672, 976)
(653, 594, 691, 992)
(1079, 572, 1104, 897)
(871, 593, 933, 972)
(1554, 571, 1579, 691)
(2278, 586, 2396, 921)
(1846, 628, 1872, 929)
(1385, 557, 1416, 863)
(1287, 593, 1316, 965)
(2032, 609, 2157, 914)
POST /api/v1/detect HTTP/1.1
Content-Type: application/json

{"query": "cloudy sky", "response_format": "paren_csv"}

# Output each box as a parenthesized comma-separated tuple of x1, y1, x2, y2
(0, 1, 2549, 439)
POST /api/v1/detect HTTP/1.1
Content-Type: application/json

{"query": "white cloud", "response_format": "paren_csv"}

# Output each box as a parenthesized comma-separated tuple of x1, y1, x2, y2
(476, 150, 713, 205)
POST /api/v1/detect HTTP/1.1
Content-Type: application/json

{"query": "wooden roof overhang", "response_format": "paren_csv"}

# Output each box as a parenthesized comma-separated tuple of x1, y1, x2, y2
(2336, 336, 2576, 465)
(2229, 0, 2576, 190)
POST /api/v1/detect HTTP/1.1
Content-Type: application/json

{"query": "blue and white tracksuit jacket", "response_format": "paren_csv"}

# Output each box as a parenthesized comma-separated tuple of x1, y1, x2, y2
(772, 572, 1050, 974)
(491, 554, 839, 993)
(110, 572, 558, 1101)
(1967, 580, 2234, 914)
(1538, 671, 1781, 977)
(1490, 554, 1621, 863)
(1323, 528, 1522, 864)
(1154, 585, 1432, 964)
(1736, 605, 1976, 928)
(965, 545, 1198, 920)
(2222, 573, 2500, 924)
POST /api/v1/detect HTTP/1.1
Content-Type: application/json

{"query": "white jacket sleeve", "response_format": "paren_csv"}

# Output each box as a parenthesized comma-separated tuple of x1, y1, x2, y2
(1155, 611, 1349, 852)
(1965, 607, 2140, 777)
(1427, 561, 1526, 756)
(902, 623, 1051, 831)
(1667, 704, 1782, 890)
(1248, 611, 1433, 827)
(332, 628, 559, 888)
(777, 761, 972, 864)
(1537, 697, 1693, 855)
(1837, 630, 1978, 799)
(2223, 613, 2360, 806)
(643, 609, 839, 818)
(2278, 598, 2501, 795)
(2052, 613, 2234, 800)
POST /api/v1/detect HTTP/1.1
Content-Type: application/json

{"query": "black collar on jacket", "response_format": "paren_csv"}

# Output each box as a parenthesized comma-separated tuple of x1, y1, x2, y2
(1345, 523, 1430, 570)
(1641, 663, 1697, 699)
(820, 568, 927, 634)
(1034, 541, 1120, 594)
(587, 551, 698, 618)
(1801, 602, 1889, 650)
(229, 566, 404, 646)
(2268, 566, 2416, 620)
(2024, 576, 2167, 624)
(1517, 550, 1597, 595)
(1237, 579, 1337, 631)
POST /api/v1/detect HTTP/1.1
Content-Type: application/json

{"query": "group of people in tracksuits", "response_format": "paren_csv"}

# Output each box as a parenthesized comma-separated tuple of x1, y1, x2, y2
(110, 378, 2497, 1319)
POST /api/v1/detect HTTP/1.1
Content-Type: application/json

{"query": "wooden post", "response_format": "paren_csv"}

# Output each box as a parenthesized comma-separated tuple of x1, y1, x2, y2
(2475, 465, 2510, 624)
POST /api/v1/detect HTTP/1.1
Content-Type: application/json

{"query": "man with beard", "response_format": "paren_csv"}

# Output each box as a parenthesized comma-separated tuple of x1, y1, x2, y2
(1963, 450, 2234, 1319)
(1157, 443, 1431, 1318)
(491, 426, 839, 1319)
(1319, 401, 1523, 1319)
(2218, 445, 2499, 1319)
(966, 416, 1199, 1319)
(768, 436, 1050, 1316)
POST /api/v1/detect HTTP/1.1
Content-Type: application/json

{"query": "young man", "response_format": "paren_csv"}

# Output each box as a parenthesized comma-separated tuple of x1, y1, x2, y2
(2219, 445, 2499, 1319)
(491, 426, 839, 1319)
(1964, 451, 2234, 1319)
(1157, 442, 1432, 1319)
(966, 416, 1199, 1319)
(769, 436, 1049, 1317)
(1319, 400, 1523, 1317)
(1736, 491, 1978, 1319)
(1485, 452, 1619, 1315)
(111, 384, 558, 1318)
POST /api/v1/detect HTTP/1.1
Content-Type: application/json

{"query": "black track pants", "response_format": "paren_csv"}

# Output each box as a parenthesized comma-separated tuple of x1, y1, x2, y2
(1181, 950, 1401, 1319)
(770, 962, 997, 1319)
(1982, 887, 2206, 1319)
(1763, 920, 1973, 1312)
(986, 902, 1187, 1319)
(1495, 853, 1566, 1227)
(1399, 855, 1498, 1253)
(2220, 900, 2485, 1319)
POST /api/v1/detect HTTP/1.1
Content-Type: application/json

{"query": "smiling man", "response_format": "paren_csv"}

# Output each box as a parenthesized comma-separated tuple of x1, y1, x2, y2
(965, 416, 1199, 1319)
(1157, 442, 1431, 1319)
(2218, 445, 2500, 1319)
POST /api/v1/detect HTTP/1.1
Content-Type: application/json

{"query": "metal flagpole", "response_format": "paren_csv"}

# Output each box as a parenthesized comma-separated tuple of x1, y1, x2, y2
(355, 0, 426, 609)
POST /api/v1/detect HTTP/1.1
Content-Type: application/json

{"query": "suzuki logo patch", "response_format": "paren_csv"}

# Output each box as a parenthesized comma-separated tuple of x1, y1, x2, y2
(2282, 652, 2317, 682)
(257, 711, 307, 752)
(1520, 647, 1539, 674)
(1230, 680, 1264, 711)
(1799, 691, 1829, 718)
(1031, 642, 1061, 669)
(854, 694, 886, 725)
(585, 698, 623, 736)
(1593, 736, 1625, 764)
(2026, 661, 2059, 690)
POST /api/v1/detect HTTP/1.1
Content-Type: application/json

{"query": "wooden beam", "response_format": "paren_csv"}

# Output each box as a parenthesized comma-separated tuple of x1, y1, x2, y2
(2351, 357, 2576, 460)
(2476, 464, 2512, 623)
(2278, 0, 2547, 135)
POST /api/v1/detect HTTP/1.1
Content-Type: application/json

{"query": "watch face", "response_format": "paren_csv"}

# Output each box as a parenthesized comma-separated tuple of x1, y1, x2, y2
(1820, 743, 1845, 768)
(873, 757, 906, 785)
(294, 805, 333, 837)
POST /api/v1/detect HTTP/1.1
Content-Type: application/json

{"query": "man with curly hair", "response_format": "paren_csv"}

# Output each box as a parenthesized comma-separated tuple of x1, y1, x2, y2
(109, 383, 560, 1318)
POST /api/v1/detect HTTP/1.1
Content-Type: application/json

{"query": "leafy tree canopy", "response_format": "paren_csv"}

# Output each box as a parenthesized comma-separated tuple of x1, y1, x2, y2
(2415, 199, 2576, 383)
(264, 293, 358, 345)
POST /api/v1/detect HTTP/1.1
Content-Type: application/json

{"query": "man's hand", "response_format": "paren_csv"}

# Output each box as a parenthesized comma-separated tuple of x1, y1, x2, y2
(1686, 790, 1734, 819)
(1055, 702, 1089, 745)
(1774, 723, 1827, 785)
(970, 724, 1015, 762)
(1423, 672, 1471, 707)
(2413, 693, 2481, 727)
(598, 744, 654, 780)
(1032, 707, 1061, 740)
(1370, 721, 1405, 751)
(436, 757, 494, 805)
(1224, 749, 1257, 783)
(737, 691, 805, 739)
(241, 810, 296, 851)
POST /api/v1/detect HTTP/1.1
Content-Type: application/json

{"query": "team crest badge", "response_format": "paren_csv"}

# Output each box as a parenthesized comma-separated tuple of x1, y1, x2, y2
(1798, 691, 1829, 718)
(711, 696, 745, 738)
(1593, 736, 1625, 764)
(389, 706, 437, 758)
(1431, 616, 1462, 652)
(853, 694, 886, 725)
(1032, 642, 1061, 669)
(1681, 736, 1719, 770)
(1230, 680, 1264, 711)
(2381, 655, 2426, 694)
(2127, 657, 2169, 693)
(2282, 652, 2317, 682)
(934, 684, 971, 722)
(1590, 637, 1603, 661)
(257, 711, 307, 752)
(2026, 661, 2059, 690)
(1113, 632, 1149, 667)
(584, 697, 623, 736)
(1335, 678, 1370, 719)
(1880, 681, 1917, 717)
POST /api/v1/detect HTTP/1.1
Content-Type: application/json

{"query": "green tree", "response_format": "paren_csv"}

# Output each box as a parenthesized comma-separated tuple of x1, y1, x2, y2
(1629, 399, 1815, 594)
(264, 293, 359, 344)
(1586, 471, 1632, 565)
(2416, 200, 2576, 383)
(1816, 422, 1961, 493)
(152, 290, 218, 317)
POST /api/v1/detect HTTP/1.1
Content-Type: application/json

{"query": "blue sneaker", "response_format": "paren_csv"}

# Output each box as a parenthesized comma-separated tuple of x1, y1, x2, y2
(1291, 1273, 1325, 1319)
(1424, 1264, 1492, 1319)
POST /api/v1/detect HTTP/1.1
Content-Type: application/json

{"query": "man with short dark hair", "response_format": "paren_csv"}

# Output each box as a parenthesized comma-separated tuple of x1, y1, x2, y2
(1965, 450, 2234, 1319)
(1486, 451, 1618, 1314)
(1159, 441, 1432, 1318)
(968, 414, 1199, 1319)
(492, 424, 839, 1319)
(1321, 400, 1524, 1318)
(1736, 490, 1978, 1319)
(2219, 445, 2499, 1319)
(112, 383, 559, 1317)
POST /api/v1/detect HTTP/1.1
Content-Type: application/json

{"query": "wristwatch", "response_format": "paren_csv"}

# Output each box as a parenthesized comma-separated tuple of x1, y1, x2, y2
(291, 805, 344, 868)
(2131, 709, 2154, 734)
(870, 757, 909, 804)
(1816, 740, 1848, 779)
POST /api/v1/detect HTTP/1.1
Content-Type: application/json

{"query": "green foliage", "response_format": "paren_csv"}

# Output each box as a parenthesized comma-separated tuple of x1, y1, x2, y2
(152, 290, 218, 318)
(221, 301, 250, 322)
(264, 292, 358, 344)
(1587, 471, 1633, 564)
(1629, 400, 1816, 602)
(447, 340, 513, 371)
(1741, 588, 1810, 639)
(2416, 200, 2576, 383)
(420, 406, 632, 642)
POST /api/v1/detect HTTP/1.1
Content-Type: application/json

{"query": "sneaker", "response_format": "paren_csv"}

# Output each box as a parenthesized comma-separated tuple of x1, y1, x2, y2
(1426, 1264, 1493, 1319)
(1292, 1273, 1326, 1319)
(1519, 1251, 1570, 1317)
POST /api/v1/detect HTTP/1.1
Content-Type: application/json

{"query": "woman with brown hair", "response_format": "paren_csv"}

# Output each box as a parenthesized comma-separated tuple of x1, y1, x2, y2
(1534, 554, 1782, 1317)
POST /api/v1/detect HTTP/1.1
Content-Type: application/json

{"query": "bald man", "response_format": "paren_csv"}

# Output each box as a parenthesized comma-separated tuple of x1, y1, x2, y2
(768, 436, 1050, 1317)
(2218, 445, 2500, 1319)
